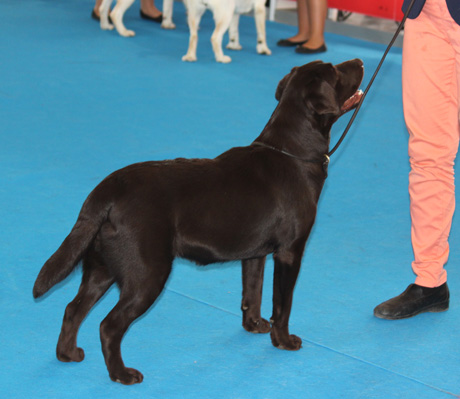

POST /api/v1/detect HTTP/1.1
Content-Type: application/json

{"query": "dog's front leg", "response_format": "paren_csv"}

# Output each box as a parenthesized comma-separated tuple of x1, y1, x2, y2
(182, 3, 205, 62)
(241, 257, 271, 333)
(209, 3, 234, 63)
(253, 0, 271, 55)
(161, 0, 176, 29)
(270, 249, 303, 350)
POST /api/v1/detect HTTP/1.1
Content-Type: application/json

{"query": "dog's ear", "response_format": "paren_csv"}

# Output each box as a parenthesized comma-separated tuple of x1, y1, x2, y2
(275, 75, 288, 101)
(275, 67, 298, 101)
(307, 80, 340, 115)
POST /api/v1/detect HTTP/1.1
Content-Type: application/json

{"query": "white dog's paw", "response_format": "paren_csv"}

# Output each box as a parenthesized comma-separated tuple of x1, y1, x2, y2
(161, 20, 176, 29)
(257, 43, 271, 55)
(100, 21, 114, 30)
(182, 54, 197, 62)
(226, 42, 242, 51)
(217, 55, 232, 63)
(120, 29, 136, 37)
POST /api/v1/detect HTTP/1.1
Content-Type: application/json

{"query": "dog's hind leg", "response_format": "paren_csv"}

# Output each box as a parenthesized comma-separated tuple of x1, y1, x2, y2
(209, 2, 234, 63)
(241, 257, 270, 333)
(253, 0, 271, 55)
(182, 2, 206, 62)
(99, 0, 114, 30)
(56, 253, 115, 363)
(100, 261, 172, 385)
(110, 0, 136, 37)
(270, 243, 306, 350)
(226, 14, 242, 51)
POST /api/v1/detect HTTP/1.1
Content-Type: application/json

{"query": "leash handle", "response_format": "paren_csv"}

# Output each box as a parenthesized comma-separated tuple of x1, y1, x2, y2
(327, 0, 417, 157)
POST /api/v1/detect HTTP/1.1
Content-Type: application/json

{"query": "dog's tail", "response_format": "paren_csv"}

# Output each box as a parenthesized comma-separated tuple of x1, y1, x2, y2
(33, 190, 111, 299)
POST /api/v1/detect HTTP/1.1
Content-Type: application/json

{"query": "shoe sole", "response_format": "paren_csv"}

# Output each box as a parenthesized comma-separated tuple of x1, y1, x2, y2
(374, 300, 449, 320)
(276, 40, 308, 47)
(295, 44, 327, 54)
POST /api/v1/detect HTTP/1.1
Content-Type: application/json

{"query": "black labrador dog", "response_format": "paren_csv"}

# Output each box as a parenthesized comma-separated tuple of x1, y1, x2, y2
(33, 59, 364, 385)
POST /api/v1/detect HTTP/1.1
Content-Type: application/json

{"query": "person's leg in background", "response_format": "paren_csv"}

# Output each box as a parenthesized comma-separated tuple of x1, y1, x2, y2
(277, 0, 327, 53)
(276, 0, 310, 46)
(296, 0, 327, 53)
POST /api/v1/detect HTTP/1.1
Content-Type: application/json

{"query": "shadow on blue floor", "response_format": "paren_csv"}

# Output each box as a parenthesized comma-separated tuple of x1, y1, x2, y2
(1, 0, 459, 397)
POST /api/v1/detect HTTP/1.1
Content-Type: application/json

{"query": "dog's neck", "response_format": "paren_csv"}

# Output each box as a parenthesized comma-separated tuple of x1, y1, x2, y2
(254, 103, 331, 161)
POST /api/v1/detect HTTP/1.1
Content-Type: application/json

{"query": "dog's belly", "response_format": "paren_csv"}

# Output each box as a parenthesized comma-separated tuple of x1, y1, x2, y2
(235, 0, 254, 14)
(174, 222, 279, 265)
(176, 240, 274, 265)
(173, 195, 282, 264)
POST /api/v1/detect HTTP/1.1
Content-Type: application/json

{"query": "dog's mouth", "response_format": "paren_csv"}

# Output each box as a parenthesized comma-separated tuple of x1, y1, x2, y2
(341, 89, 363, 113)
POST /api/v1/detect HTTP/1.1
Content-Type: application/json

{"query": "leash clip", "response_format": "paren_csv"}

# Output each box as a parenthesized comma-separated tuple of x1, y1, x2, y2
(322, 154, 330, 178)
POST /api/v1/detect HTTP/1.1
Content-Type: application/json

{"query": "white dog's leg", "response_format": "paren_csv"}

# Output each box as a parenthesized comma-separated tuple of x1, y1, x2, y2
(161, 0, 176, 29)
(110, 0, 136, 37)
(182, 2, 206, 62)
(226, 14, 242, 51)
(209, 1, 234, 63)
(254, 0, 271, 55)
(99, 0, 114, 30)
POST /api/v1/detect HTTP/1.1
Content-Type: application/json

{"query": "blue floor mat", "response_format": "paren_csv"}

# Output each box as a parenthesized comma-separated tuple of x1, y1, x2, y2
(1, 0, 459, 397)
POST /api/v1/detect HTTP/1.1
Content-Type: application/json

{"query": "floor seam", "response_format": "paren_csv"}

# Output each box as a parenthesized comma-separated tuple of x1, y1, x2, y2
(166, 287, 459, 398)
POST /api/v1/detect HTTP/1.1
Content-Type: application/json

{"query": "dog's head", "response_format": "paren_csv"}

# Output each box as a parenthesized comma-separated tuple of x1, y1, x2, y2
(275, 59, 364, 123)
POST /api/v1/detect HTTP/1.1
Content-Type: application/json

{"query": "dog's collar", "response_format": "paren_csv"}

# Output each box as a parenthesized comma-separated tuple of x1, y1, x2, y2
(251, 141, 330, 178)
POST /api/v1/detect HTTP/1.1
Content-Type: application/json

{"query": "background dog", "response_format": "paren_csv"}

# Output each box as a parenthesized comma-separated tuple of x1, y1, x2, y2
(96, 0, 270, 65)
(182, 0, 271, 63)
(33, 59, 364, 384)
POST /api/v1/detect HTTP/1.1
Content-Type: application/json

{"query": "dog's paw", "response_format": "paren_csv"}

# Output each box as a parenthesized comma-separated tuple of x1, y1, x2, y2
(216, 55, 232, 64)
(257, 44, 272, 55)
(110, 367, 144, 385)
(226, 42, 242, 51)
(100, 22, 114, 31)
(243, 317, 271, 334)
(57, 347, 85, 363)
(119, 29, 136, 37)
(270, 330, 302, 351)
(161, 20, 176, 29)
(182, 54, 197, 62)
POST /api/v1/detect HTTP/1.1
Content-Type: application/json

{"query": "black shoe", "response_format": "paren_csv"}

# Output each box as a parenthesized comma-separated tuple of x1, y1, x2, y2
(295, 43, 327, 54)
(91, 10, 100, 21)
(140, 10, 163, 23)
(374, 283, 449, 320)
(277, 38, 308, 47)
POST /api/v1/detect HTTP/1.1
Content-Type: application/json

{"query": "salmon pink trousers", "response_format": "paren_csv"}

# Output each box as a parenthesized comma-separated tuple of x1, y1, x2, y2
(403, 0, 460, 287)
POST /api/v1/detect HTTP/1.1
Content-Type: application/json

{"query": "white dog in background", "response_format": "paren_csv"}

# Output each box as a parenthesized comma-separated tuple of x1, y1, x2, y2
(97, 0, 271, 64)
(181, 0, 271, 63)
